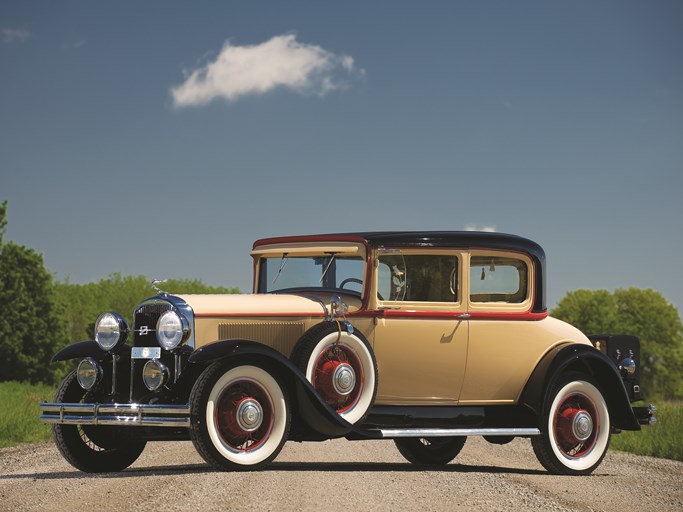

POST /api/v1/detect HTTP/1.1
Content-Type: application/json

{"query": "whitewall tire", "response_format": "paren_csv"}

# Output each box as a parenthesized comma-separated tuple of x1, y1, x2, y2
(190, 363, 290, 470)
(532, 373, 610, 475)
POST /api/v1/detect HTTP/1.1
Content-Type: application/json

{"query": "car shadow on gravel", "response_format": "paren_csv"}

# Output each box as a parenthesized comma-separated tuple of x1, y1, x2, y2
(0, 461, 551, 480)
(268, 461, 548, 475)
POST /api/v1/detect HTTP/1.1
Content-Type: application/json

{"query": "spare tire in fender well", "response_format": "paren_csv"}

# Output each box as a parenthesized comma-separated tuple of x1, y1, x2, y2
(519, 343, 640, 431)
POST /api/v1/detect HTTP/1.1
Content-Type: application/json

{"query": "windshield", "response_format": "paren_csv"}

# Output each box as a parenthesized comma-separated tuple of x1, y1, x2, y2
(258, 255, 365, 295)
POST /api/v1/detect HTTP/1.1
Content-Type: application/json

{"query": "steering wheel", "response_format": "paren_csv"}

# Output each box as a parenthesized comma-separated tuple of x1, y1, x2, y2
(339, 277, 363, 290)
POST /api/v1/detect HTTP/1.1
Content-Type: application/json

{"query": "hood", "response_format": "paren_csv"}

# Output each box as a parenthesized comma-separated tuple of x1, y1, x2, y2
(175, 293, 327, 317)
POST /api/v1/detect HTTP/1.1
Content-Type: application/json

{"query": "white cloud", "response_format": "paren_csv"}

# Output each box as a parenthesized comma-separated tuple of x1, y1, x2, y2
(171, 34, 361, 107)
(1, 28, 30, 43)
(464, 224, 497, 232)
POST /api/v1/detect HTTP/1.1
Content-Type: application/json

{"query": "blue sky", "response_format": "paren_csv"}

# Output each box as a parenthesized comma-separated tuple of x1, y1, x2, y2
(1, 1, 682, 315)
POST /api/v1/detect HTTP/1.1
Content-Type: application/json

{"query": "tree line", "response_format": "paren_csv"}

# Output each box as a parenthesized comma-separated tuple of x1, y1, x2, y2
(1, 201, 681, 399)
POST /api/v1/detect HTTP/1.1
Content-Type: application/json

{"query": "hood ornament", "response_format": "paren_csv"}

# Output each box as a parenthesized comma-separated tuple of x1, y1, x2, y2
(151, 279, 168, 296)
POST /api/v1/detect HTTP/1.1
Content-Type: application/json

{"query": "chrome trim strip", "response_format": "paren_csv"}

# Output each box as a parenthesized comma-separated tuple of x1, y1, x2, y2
(39, 402, 191, 427)
(380, 428, 540, 438)
(111, 354, 117, 395)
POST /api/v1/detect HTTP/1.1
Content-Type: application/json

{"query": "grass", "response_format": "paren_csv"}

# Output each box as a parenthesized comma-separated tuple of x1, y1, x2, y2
(611, 401, 683, 462)
(1, 382, 681, 462)
(0, 381, 54, 448)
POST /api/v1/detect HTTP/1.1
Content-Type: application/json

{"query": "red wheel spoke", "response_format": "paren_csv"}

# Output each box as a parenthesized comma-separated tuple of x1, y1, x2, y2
(312, 344, 364, 413)
(553, 392, 599, 459)
(215, 379, 273, 452)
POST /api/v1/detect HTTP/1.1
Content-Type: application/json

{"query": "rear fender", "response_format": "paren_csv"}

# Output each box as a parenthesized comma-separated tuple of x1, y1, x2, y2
(188, 340, 353, 437)
(520, 344, 640, 431)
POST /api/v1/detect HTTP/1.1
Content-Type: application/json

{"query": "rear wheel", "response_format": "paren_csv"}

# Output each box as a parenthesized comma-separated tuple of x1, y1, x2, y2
(394, 437, 467, 465)
(52, 371, 147, 473)
(190, 362, 290, 471)
(531, 373, 610, 475)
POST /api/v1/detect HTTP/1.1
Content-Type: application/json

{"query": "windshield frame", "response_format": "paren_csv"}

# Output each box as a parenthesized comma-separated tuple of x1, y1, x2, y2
(254, 244, 368, 299)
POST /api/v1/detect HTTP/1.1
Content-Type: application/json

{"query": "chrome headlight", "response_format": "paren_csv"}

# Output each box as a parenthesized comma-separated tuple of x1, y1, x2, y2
(142, 359, 169, 391)
(77, 358, 103, 390)
(156, 310, 190, 350)
(94, 312, 129, 351)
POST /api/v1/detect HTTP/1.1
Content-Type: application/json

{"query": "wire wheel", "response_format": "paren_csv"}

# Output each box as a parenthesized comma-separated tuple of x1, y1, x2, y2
(532, 373, 610, 475)
(311, 343, 363, 413)
(214, 378, 274, 452)
(190, 363, 290, 470)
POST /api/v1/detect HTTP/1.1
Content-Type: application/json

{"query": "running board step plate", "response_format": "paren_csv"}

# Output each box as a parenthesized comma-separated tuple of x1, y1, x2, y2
(380, 428, 540, 438)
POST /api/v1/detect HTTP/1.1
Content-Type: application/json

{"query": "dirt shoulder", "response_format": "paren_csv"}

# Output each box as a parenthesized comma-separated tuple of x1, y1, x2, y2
(1, 437, 681, 512)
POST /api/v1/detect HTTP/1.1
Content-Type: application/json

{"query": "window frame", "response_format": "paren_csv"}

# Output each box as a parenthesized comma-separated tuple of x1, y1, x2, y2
(373, 248, 466, 312)
(466, 250, 534, 313)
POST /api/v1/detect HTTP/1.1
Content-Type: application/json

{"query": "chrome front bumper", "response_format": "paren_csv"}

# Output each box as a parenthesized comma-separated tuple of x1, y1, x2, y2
(39, 402, 190, 427)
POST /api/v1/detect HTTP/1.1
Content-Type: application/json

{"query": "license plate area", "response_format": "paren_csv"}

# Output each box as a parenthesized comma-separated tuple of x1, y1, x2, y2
(131, 347, 161, 359)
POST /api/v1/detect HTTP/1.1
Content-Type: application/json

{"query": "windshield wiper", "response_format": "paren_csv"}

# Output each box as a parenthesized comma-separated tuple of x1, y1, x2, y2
(319, 253, 337, 284)
(272, 253, 289, 285)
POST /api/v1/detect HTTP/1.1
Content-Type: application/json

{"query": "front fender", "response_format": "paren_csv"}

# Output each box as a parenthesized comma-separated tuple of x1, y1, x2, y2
(188, 340, 354, 438)
(520, 343, 640, 431)
(52, 341, 131, 362)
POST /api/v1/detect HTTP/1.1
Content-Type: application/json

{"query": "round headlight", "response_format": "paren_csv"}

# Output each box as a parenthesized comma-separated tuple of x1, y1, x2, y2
(94, 312, 129, 351)
(77, 358, 102, 390)
(142, 359, 169, 391)
(156, 310, 190, 350)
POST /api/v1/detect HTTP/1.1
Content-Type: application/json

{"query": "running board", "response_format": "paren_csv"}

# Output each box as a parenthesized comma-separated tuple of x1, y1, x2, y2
(380, 427, 540, 438)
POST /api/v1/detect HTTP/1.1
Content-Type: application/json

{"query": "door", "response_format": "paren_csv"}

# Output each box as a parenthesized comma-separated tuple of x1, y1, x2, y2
(372, 250, 469, 405)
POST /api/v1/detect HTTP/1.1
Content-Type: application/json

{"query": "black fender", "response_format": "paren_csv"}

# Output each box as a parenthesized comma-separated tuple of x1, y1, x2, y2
(188, 339, 355, 438)
(520, 343, 640, 431)
(51, 340, 131, 362)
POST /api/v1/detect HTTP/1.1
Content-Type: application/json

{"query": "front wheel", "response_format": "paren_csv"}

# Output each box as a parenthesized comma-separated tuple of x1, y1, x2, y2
(52, 371, 147, 473)
(189, 362, 290, 471)
(394, 437, 467, 465)
(531, 373, 611, 475)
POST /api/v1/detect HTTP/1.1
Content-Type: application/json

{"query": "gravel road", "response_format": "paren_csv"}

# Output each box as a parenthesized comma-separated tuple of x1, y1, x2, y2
(1, 436, 681, 512)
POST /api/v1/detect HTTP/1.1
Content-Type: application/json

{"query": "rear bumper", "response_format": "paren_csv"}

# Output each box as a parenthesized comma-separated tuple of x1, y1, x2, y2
(39, 402, 190, 427)
(633, 404, 657, 426)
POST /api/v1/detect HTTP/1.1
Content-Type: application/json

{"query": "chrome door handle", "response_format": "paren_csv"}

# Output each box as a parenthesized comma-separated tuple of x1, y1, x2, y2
(456, 313, 471, 319)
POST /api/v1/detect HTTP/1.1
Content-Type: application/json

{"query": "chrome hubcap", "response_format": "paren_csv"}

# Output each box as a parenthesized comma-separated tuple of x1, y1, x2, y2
(572, 411, 593, 441)
(236, 398, 263, 432)
(332, 363, 356, 395)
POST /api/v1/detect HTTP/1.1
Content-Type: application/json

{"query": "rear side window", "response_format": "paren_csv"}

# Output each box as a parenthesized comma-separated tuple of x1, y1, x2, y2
(469, 256, 528, 303)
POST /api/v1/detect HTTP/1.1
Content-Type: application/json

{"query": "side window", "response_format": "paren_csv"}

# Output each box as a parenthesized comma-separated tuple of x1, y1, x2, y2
(377, 254, 458, 302)
(469, 255, 528, 303)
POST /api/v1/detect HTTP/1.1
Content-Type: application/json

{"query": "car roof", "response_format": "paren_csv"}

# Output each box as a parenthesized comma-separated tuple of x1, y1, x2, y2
(254, 231, 543, 256)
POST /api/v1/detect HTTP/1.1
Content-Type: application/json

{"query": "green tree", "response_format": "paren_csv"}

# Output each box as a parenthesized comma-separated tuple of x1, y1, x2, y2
(552, 288, 683, 400)
(0, 201, 68, 384)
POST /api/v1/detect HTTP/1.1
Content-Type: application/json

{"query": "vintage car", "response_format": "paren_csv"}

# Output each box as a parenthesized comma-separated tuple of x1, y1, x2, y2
(40, 231, 655, 475)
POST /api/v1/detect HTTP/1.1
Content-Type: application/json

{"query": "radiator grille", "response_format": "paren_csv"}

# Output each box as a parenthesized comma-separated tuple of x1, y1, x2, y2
(131, 301, 174, 402)
(218, 322, 306, 357)
(134, 302, 173, 347)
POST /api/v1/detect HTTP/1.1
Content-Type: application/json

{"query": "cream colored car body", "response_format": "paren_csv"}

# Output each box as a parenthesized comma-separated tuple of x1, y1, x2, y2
(177, 237, 591, 408)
